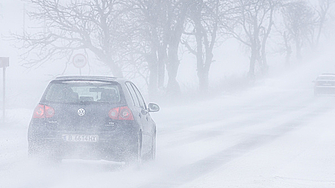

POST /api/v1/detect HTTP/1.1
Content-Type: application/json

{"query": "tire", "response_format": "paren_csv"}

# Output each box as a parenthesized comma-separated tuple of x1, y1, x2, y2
(149, 132, 156, 161)
(28, 144, 37, 158)
(49, 146, 63, 163)
(28, 141, 42, 157)
(125, 131, 143, 166)
(136, 131, 143, 166)
(28, 142, 62, 163)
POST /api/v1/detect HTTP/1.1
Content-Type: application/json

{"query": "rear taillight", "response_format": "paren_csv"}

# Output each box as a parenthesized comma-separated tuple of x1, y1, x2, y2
(108, 106, 134, 120)
(33, 104, 55, 118)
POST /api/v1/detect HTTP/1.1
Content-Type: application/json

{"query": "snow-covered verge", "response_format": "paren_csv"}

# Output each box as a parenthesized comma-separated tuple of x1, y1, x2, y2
(179, 106, 335, 188)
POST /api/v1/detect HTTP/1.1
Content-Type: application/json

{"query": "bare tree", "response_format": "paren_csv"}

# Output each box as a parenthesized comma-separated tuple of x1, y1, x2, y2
(123, 0, 191, 97)
(183, 0, 225, 93)
(133, 0, 191, 96)
(126, 0, 170, 95)
(165, 0, 191, 96)
(227, 0, 280, 78)
(277, 30, 292, 67)
(281, 1, 317, 61)
(312, 0, 335, 49)
(14, 0, 133, 77)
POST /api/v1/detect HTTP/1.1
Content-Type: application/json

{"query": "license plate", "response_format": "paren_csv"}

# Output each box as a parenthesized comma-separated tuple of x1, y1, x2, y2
(62, 134, 99, 142)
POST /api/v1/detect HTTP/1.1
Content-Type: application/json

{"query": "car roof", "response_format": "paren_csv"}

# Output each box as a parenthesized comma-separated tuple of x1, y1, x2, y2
(54, 76, 128, 83)
(316, 74, 335, 81)
(320, 73, 335, 76)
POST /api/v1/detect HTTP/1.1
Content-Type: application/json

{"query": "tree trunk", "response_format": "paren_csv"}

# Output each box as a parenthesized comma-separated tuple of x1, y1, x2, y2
(166, 42, 181, 96)
(261, 44, 269, 75)
(203, 50, 213, 92)
(283, 32, 292, 68)
(198, 69, 208, 93)
(157, 46, 167, 89)
(105, 59, 123, 77)
(296, 38, 302, 62)
(165, 0, 190, 97)
(147, 51, 158, 96)
(194, 11, 205, 93)
(249, 46, 257, 79)
(109, 65, 123, 78)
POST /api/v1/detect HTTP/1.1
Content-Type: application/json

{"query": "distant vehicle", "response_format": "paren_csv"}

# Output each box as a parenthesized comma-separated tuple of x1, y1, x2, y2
(314, 73, 335, 96)
(28, 76, 160, 164)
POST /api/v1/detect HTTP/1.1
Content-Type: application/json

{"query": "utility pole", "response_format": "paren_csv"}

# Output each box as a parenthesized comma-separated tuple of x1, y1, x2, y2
(0, 57, 9, 125)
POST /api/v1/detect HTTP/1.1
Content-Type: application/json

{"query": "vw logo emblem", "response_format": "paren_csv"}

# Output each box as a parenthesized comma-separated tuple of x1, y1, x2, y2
(77, 108, 86, 116)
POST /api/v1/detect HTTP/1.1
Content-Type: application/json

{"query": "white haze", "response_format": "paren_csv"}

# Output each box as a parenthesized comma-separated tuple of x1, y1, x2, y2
(1, 1, 335, 188)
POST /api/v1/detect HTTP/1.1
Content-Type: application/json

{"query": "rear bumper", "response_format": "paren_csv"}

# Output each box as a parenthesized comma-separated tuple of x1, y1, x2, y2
(315, 86, 335, 94)
(29, 139, 136, 161)
(28, 121, 139, 161)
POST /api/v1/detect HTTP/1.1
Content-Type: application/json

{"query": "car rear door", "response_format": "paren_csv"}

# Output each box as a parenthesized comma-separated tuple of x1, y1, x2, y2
(125, 82, 153, 154)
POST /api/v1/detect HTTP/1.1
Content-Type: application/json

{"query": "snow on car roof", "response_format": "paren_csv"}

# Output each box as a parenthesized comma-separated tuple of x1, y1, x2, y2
(317, 74, 335, 80)
(55, 76, 119, 82)
(321, 73, 335, 76)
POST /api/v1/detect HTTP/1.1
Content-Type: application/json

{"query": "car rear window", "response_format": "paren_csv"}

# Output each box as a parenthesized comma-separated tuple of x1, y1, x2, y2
(44, 80, 121, 103)
(317, 76, 335, 81)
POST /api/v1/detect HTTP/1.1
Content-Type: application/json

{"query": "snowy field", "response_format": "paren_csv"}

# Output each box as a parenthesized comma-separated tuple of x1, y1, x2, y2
(1, 62, 335, 188)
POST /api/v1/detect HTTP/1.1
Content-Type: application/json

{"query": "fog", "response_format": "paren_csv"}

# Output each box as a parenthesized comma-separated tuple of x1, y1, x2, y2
(1, 0, 335, 188)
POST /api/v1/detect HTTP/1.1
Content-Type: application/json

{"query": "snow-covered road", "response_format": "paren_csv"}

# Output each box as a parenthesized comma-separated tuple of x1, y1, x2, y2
(1, 68, 335, 188)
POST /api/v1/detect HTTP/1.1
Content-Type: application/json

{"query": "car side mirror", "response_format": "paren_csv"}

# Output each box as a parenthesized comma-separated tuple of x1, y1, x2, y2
(148, 103, 160, 112)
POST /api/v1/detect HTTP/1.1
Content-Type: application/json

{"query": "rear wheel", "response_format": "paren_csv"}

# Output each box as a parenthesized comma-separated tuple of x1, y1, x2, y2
(28, 143, 39, 157)
(149, 132, 156, 161)
(28, 141, 62, 163)
(125, 131, 143, 166)
(136, 131, 143, 165)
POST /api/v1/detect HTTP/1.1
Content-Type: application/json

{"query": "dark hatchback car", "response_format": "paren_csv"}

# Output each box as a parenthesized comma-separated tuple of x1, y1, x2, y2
(314, 73, 335, 96)
(28, 76, 159, 163)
